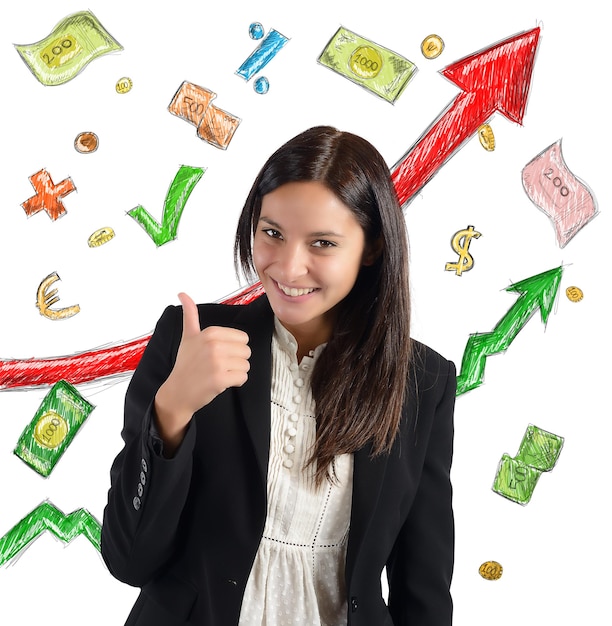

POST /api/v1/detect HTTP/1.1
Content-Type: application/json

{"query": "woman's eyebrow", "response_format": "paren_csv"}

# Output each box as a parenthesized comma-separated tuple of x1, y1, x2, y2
(259, 216, 282, 229)
(259, 216, 345, 238)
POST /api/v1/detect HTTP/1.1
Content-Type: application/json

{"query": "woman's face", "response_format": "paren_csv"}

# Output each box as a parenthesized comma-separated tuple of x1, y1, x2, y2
(253, 181, 372, 352)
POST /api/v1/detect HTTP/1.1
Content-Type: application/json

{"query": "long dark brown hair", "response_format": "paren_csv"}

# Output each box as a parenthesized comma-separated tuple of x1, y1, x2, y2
(235, 126, 412, 485)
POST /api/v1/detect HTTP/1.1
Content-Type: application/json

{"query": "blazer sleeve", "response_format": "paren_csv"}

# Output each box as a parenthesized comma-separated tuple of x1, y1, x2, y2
(101, 305, 197, 587)
(386, 356, 456, 626)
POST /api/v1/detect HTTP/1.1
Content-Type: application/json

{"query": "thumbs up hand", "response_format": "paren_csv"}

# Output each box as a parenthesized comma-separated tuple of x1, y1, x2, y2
(154, 293, 251, 454)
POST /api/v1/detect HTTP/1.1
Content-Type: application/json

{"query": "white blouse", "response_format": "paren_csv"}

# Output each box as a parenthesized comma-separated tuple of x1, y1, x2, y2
(238, 318, 354, 626)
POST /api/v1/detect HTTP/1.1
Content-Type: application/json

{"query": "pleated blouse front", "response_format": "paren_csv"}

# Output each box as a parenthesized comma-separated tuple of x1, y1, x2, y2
(238, 318, 354, 626)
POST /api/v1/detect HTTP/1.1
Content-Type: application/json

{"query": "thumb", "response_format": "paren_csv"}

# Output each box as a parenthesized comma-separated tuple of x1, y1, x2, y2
(178, 292, 200, 338)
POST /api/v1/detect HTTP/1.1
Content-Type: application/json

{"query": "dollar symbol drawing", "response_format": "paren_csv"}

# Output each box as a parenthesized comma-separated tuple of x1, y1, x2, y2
(445, 225, 481, 276)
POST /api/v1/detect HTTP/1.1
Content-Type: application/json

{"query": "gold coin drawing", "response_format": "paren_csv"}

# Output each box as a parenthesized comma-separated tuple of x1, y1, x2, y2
(479, 561, 503, 581)
(88, 226, 115, 247)
(421, 34, 444, 59)
(478, 124, 495, 151)
(566, 286, 583, 302)
(116, 76, 133, 94)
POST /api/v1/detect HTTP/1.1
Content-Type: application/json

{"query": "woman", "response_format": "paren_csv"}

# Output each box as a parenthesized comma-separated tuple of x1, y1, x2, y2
(101, 126, 456, 625)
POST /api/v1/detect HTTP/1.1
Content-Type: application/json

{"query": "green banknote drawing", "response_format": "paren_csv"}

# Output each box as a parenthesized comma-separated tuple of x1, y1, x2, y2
(14, 380, 94, 477)
(516, 424, 564, 471)
(492, 424, 564, 505)
(493, 454, 542, 505)
(14, 10, 123, 86)
(318, 27, 417, 103)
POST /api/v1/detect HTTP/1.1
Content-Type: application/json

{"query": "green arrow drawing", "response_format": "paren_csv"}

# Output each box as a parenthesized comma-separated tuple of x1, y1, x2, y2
(0, 501, 101, 566)
(456, 266, 563, 396)
(128, 165, 205, 246)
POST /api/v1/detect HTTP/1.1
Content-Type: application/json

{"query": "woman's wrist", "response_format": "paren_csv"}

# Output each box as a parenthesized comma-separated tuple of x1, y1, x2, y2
(153, 383, 191, 456)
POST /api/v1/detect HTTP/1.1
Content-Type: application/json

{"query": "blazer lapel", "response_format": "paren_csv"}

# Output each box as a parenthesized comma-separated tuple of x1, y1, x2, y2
(232, 295, 275, 490)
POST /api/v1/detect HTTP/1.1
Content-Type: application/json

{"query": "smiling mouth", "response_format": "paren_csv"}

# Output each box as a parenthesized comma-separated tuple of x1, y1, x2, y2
(275, 281, 317, 297)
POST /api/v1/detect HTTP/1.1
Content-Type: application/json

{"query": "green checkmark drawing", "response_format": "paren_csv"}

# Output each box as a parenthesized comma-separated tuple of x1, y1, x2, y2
(128, 165, 205, 246)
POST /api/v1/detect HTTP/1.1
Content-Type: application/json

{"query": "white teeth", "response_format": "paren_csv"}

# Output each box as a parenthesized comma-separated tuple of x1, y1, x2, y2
(277, 283, 315, 297)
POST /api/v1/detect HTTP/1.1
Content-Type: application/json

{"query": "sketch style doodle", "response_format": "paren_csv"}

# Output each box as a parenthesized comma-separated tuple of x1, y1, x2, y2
(0, 501, 101, 567)
(236, 24, 289, 94)
(421, 34, 444, 59)
(169, 82, 217, 127)
(14, 380, 94, 477)
(477, 124, 495, 151)
(197, 104, 241, 149)
(115, 77, 132, 93)
(445, 225, 481, 276)
(565, 286, 583, 302)
(168, 81, 241, 148)
(522, 139, 598, 247)
(14, 10, 122, 86)
(318, 26, 417, 103)
(88, 227, 115, 247)
(0, 282, 266, 391)
(21, 168, 76, 221)
(36, 272, 80, 320)
(391, 27, 540, 208)
(455, 266, 563, 396)
(127, 165, 205, 246)
(493, 424, 564, 505)
(74, 131, 99, 154)
(479, 561, 503, 581)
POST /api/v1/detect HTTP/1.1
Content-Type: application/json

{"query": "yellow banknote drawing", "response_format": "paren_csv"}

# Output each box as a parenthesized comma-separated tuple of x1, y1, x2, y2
(14, 10, 123, 86)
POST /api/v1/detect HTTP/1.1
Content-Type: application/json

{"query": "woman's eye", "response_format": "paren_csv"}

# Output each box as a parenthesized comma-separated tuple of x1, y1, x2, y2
(262, 228, 282, 239)
(312, 239, 336, 248)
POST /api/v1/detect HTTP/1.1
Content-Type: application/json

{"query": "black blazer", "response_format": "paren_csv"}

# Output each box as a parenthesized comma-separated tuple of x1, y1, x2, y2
(101, 295, 456, 626)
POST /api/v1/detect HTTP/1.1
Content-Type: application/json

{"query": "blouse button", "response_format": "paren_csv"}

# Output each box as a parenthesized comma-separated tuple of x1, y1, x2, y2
(294, 378, 304, 388)
(289, 363, 299, 372)
(284, 443, 295, 454)
(289, 413, 298, 422)
(293, 395, 302, 404)
(286, 427, 297, 438)
(283, 458, 294, 469)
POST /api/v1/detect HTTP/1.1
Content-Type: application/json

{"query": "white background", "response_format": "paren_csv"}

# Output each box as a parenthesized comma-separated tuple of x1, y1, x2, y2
(0, 1, 609, 624)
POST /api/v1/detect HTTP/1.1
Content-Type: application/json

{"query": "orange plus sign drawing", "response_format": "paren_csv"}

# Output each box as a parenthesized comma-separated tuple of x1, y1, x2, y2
(21, 168, 76, 221)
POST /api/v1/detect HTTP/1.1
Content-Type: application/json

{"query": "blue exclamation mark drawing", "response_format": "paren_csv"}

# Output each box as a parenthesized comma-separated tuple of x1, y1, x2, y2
(236, 23, 289, 94)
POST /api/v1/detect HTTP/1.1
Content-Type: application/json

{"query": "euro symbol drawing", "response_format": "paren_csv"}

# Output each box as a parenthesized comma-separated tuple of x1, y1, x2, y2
(36, 272, 80, 320)
(445, 225, 481, 276)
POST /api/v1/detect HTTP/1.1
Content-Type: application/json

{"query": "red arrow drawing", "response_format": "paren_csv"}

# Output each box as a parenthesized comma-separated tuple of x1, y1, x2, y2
(1, 28, 540, 390)
(392, 27, 540, 207)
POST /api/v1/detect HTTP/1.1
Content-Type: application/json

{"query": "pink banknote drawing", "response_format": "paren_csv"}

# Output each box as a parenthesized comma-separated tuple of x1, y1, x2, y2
(521, 139, 598, 247)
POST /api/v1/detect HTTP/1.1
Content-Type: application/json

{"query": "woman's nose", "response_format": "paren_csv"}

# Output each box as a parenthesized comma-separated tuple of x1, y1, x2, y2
(277, 243, 308, 281)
